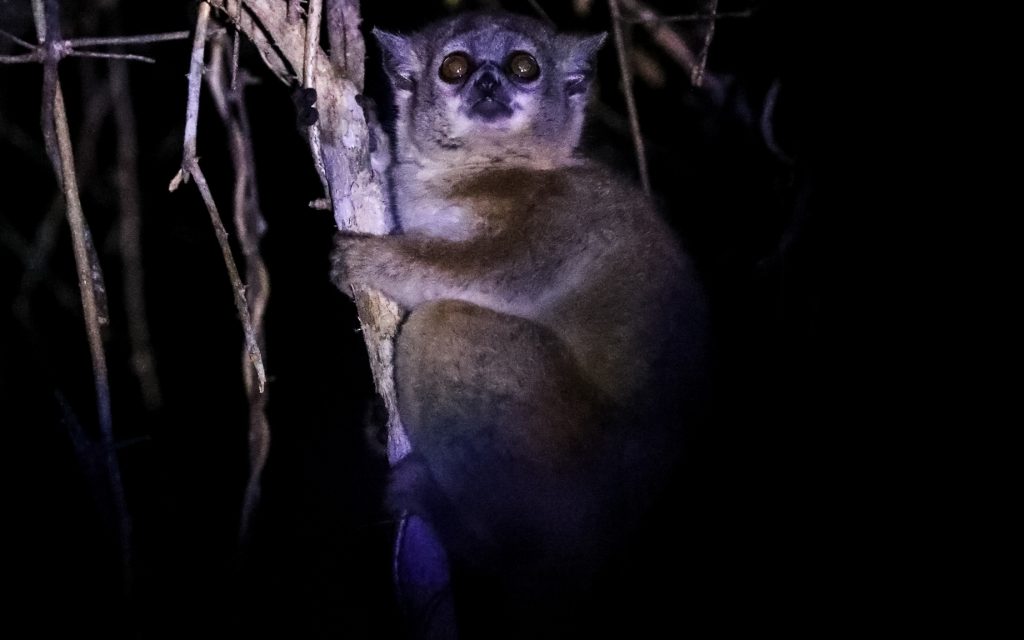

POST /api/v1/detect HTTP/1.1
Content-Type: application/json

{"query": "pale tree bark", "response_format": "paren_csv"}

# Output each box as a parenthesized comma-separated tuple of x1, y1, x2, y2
(204, 0, 408, 465)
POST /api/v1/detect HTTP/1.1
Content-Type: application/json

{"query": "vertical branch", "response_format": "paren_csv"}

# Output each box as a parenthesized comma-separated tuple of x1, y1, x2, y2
(35, 0, 60, 175)
(608, 0, 651, 195)
(170, 2, 267, 394)
(303, 0, 332, 203)
(31, 0, 133, 595)
(204, 0, 408, 462)
(320, 0, 409, 462)
(109, 56, 163, 411)
(615, 0, 724, 97)
(206, 35, 272, 540)
(692, 0, 718, 87)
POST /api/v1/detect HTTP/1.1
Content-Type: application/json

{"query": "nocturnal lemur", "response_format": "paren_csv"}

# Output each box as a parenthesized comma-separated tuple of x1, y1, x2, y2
(332, 9, 708, 627)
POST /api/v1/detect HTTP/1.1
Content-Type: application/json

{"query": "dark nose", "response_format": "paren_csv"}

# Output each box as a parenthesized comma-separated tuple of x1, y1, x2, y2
(475, 71, 499, 93)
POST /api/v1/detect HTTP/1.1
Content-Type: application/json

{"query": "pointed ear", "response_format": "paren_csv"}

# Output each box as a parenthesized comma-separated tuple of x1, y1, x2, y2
(373, 28, 419, 92)
(561, 32, 607, 97)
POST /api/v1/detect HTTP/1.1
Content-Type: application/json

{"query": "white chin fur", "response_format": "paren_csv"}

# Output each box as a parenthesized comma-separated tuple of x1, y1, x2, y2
(449, 97, 534, 137)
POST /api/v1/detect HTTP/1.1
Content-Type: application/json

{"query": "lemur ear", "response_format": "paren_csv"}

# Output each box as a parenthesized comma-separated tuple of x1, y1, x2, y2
(373, 28, 419, 92)
(560, 32, 607, 97)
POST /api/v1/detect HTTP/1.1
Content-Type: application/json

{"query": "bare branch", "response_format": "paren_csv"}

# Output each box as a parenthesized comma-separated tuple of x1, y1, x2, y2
(623, 9, 753, 24)
(0, 27, 35, 49)
(525, 0, 555, 27)
(761, 78, 793, 164)
(205, 0, 408, 463)
(31, 0, 133, 596)
(69, 50, 155, 63)
(6, 199, 78, 314)
(303, 0, 331, 202)
(32, 0, 60, 181)
(692, 0, 719, 87)
(0, 52, 41, 63)
(0, 29, 187, 64)
(67, 31, 191, 47)
(109, 55, 163, 411)
(207, 34, 271, 540)
(615, 0, 724, 95)
(170, 2, 267, 394)
(608, 0, 651, 195)
(230, 5, 241, 91)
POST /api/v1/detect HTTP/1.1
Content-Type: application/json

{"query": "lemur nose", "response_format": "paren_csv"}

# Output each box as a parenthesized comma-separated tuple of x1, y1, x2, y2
(475, 71, 499, 93)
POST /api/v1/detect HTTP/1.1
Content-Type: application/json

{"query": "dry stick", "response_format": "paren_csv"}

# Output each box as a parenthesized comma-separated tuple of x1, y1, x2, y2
(6, 202, 79, 319)
(624, 9, 753, 24)
(68, 31, 191, 46)
(30, 3, 134, 595)
(608, 0, 651, 195)
(71, 50, 155, 63)
(230, 0, 241, 90)
(692, 0, 719, 87)
(0, 28, 35, 48)
(0, 50, 154, 63)
(304, 0, 331, 201)
(110, 56, 163, 411)
(0, 52, 39, 63)
(526, 0, 555, 27)
(31, 0, 132, 593)
(170, 2, 267, 394)
(206, 36, 271, 540)
(616, 0, 723, 96)
(34, 0, 60, 182)
(17, 186, 70, 301)
(0, 30, 189, 64)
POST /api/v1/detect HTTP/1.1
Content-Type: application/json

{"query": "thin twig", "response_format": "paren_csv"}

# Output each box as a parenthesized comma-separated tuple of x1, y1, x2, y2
(31, 0, 132, 596)
(170, 2, 267, 394)
(304, 0, 331, 202)
(623, 9, 753, 24)
(0, 52, 40, 63)
(525, 0, 556, 27)
(691, 0, 719, 87)
(70, 50, 155, 63)
(615, 0, 724, 96)
(109, 54, 163, 410)
(760, 78, 793, 164)
(608, 0, 650, 195)
(206, 34, 271, 542)
(230, 1, 241, 91)
(0, 31, 184, 64)
(67, 31, 191, 47)
(182, 160, 267, 392)
(35, 0, 60, 180)
(6, 199, 78, 315)
(0, 27, 35, 49)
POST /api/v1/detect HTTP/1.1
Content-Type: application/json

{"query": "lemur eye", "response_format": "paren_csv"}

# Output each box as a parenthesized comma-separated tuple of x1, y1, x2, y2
(507, 52, 539, 81)
(439, 52, 471, 83)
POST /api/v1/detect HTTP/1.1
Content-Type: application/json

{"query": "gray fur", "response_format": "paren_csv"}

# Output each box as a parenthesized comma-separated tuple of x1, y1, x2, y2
(333, 10, 708, 632)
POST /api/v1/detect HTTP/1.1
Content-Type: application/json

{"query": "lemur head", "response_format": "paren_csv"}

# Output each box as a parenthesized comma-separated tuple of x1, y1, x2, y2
(374, 12, 606, 168)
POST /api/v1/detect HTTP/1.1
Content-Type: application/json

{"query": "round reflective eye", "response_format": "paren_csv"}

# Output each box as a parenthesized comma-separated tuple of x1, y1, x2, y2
(508, 52, 539, 81)
(439, 52, 471, 83)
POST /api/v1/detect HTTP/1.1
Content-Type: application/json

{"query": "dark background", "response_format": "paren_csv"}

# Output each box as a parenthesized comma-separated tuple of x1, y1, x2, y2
(1, 0, 883, 636)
